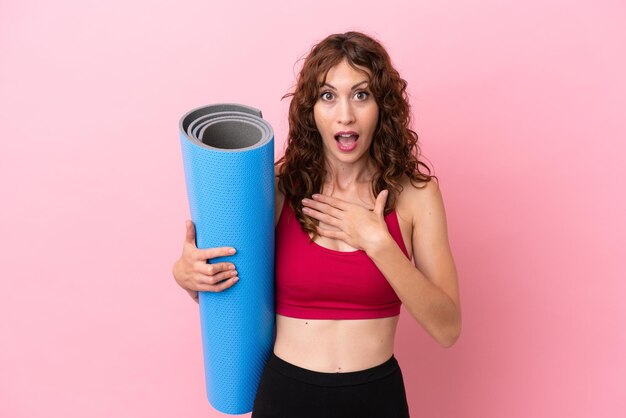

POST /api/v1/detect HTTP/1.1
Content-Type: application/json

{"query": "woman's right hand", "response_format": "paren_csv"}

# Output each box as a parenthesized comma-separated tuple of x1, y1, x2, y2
(172, 220, 239, 303)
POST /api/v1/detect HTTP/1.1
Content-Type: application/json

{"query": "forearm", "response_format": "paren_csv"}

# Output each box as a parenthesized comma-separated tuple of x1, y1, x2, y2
(367, 236, 461, 347)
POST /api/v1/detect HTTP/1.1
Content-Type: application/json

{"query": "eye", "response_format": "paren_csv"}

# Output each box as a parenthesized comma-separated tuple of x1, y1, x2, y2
(354, 91, 370, 101)
(320, 91, 334, 101)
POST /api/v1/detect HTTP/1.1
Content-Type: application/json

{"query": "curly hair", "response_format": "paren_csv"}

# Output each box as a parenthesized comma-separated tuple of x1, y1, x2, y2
(276, 31, 437, 237)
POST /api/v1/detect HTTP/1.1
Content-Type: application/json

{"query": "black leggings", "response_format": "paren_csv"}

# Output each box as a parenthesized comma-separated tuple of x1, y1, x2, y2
(252, 352, 410, 418)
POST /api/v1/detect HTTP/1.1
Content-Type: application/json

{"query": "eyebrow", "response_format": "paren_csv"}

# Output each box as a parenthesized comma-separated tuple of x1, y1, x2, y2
(321, 80, 369, 90)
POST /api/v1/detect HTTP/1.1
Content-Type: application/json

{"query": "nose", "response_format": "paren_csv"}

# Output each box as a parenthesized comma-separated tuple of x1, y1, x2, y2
(337, 98, 355, 125)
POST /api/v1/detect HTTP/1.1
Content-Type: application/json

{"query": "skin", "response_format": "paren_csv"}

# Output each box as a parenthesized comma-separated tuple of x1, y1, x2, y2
(173, 58, 462, 373)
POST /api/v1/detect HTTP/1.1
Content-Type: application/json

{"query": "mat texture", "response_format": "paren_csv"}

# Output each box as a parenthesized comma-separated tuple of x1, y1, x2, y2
(179, 103, 275, 414)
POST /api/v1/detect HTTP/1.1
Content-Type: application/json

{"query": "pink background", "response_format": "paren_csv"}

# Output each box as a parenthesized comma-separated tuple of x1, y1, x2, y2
(1, 0, 624, 417)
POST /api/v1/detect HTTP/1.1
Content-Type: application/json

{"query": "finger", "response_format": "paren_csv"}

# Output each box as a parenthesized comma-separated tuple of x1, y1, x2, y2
(184, 220, 196, 245)
(197, 246, 237, 261)
(302, 207, 341, 226)
(374, 190, 389, 216)
(197, 268, 238, 285)
(191, 271, 232, 288)
(311, 193, 350, 210)
(302, 198, 343, 218)
(197, 276, 239, 292)
(202, 261, 236, 276)
(207, 269, 238, 285)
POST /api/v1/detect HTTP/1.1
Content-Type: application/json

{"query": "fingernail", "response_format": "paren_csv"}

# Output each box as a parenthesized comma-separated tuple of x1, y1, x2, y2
(232, 277, 239, 282)
(229, 264, 235, 270)
(229, 248, 236, 254)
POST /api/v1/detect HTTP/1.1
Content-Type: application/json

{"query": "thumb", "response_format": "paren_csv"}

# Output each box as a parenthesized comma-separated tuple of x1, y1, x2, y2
(374, 190, 389, 216)
(184, 220, 196, 245)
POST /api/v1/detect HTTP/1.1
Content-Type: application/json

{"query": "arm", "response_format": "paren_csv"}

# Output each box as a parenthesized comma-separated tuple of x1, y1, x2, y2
(367, 181, 461, 347)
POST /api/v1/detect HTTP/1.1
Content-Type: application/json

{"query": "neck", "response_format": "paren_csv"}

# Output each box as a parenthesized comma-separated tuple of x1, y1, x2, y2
(324, 156, 376, 193)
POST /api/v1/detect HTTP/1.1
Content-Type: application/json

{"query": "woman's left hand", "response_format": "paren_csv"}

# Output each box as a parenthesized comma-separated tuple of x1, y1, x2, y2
(301, 190, 392, 254)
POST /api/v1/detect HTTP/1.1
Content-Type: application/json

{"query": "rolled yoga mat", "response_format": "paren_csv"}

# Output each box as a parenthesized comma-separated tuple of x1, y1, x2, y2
(179, 103, 275, 414)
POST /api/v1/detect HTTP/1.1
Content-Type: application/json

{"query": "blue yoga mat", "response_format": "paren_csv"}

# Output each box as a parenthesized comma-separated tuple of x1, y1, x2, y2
(179, 103, 275, 414)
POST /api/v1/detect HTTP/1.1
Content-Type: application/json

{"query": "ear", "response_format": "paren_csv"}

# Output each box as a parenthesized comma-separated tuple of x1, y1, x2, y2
(374, 190, 389, 216)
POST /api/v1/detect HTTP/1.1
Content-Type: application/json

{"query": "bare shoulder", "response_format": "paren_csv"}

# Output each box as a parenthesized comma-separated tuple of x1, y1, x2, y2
(274, 162, 285, 198)
(396, 176, 445, 227)
(274, 162, 285, 226)
(397, 176, 458, 312)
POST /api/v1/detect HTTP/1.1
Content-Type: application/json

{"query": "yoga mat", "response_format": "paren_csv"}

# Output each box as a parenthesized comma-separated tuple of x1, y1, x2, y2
(179, 103, 275, 414)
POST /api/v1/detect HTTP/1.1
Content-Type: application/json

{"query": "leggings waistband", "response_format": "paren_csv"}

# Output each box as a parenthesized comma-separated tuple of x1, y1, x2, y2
(266, 352, 400, 387)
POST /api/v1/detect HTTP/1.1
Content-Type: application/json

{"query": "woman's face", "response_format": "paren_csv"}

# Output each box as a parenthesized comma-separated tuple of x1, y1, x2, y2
(313, 58, 379, 167)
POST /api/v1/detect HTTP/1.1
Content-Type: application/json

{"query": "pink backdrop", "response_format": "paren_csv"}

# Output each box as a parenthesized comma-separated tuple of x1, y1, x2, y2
(1, 1, 624, 417)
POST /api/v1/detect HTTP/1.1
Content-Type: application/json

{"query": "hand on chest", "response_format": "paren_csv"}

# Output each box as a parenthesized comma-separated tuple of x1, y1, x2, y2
(310, 191, 375, 252)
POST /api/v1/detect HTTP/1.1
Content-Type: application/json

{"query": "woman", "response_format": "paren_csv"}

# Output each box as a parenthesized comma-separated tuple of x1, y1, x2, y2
(172, 31, 461, 418)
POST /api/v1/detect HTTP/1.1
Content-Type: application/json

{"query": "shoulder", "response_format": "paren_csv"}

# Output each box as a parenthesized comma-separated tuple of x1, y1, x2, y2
(274, 162, 285, 225)
(396, 175, 445, 227)
(397, 175, 442, 208)
(274, 162, 285, 198)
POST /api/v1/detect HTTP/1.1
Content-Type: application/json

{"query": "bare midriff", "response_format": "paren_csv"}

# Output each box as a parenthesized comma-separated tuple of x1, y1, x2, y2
(273, 314, 399, 373)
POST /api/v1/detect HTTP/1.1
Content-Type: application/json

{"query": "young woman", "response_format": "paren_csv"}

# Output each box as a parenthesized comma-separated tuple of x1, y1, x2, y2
(173, 31, 461, 418)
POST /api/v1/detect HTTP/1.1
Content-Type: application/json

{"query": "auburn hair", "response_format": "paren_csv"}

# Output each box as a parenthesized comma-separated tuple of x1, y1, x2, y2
(276, 31, 437, 236)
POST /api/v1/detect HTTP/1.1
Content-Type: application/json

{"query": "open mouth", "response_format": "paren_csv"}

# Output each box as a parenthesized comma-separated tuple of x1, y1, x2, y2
(334, 132, 359, 152)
